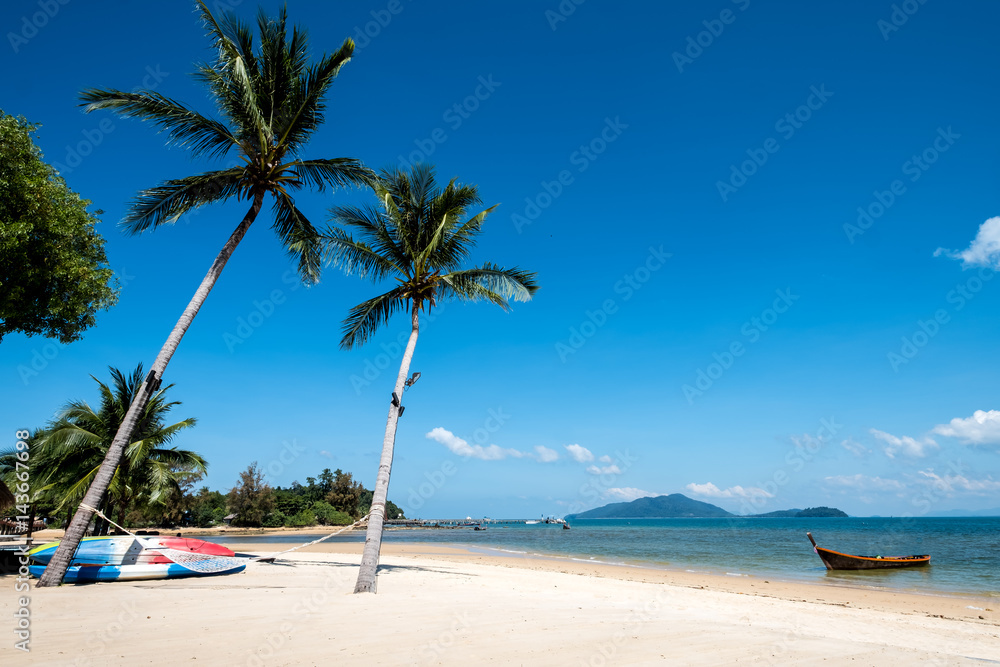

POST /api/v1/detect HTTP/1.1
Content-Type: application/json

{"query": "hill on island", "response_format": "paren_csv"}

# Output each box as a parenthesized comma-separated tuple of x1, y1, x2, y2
(564, 495, 847, 519)
(751, 507, 848, 518)
(565, 494, 734, 519)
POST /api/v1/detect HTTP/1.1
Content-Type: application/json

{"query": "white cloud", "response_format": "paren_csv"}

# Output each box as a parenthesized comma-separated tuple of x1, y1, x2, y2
(586, 464, 621, 475)
(931, 410, 1000, 448)
(603, 487, 653, 502)
(917, 470, 1000, 495)
(426, 427, 525, 461)
(533, 445, 559, 463)
(935, 217, 1000, 268)
(823, 474, 904, 491)
(319, 450, 333, 459)
(685, 482, 773, 499)
(839, 438, 870, 458)
(598, 455, 613, 464)
(564, 444, 594, 463)
(870, 428, 938, 459)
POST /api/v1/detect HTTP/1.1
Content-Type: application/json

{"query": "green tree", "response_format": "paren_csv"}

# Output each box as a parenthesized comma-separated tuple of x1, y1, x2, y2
(0, 429, 57, 536)
(324, 164, 539, 592)
(227, 462, 274, 527)
(31, 365, 204, 529)
(325, 468, 363, 517)
(357, 489, 405, 523)
(39, 2, 369, 586)
(0, 111, 118, 345)
(310, 500, 351, 525)
(190, 487, 228, 527)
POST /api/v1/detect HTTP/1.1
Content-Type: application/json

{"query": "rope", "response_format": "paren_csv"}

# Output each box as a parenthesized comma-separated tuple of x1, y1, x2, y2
(255, 514, 370, 562)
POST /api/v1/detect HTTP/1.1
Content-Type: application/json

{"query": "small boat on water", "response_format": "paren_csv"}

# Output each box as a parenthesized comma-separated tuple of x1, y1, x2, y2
(807, 532, 930, 570)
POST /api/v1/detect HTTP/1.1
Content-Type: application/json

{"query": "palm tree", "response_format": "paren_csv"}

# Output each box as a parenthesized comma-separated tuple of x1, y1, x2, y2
(34, 365, 204, 529)
(324, 164, 539, 593)
(37, 2, 370, 586)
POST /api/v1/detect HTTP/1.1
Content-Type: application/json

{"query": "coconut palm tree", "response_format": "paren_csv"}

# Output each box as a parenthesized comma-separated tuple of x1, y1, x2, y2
(324, 164, 539, 593)
(37, 2, 370, 586)
(34, 365, 204, 529)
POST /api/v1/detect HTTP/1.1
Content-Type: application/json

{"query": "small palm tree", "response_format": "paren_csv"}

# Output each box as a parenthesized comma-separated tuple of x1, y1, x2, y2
(38, 2, 370, 586)
(324, 164, 539, 593)
(35, 365, 204, 529)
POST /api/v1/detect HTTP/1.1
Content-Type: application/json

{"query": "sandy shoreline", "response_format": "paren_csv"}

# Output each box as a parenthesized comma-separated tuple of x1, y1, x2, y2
(3, 535, 998, 665)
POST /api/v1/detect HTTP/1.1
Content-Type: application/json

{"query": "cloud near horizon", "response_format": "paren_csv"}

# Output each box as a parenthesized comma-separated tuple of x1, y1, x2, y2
(603, 487, 654, 502)
(685, 482, 774, 499)
(935, 217, 1000, 268)
(870, 428, 938, 459)
(917, 469, 1000, 495)
(533, 445, 560, 462)
(824, 474, 905, 491)
(839, 437, 870, 458)
(564, 444, 594, 463)
(931, 410, 1000, 448)
(425, 428, 560, 462)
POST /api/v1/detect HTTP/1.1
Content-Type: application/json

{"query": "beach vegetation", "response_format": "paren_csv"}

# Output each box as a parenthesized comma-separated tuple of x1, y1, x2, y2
(0, 110, 118, 345)
(227, 462, 274, 527)
(39, 0, 370, 586)
(324, 163, 538, 592)
(22, 364, 203, 532)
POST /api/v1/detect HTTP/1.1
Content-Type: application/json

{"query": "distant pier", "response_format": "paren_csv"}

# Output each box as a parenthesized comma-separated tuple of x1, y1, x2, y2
(385, 518, 566, 527)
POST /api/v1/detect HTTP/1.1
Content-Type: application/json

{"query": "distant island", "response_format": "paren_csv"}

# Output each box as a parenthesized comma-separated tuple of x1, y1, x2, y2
(749, 507, 848, 518)
(564, 494, 847, 520)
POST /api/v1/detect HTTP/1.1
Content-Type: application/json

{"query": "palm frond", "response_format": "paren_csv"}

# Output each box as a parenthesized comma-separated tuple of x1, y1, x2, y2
(322, 226, 400, 281)
(122, 168, 246, 234)
(79, 89, 237, 160)
(197, 0, 270, 142)
(287, 158, 372, 192)
(427, 205, 497, 271)
(438, 264, 540, 310)
(326, 202, 409, 276)
(276, 38, 354, 151)
(271, 192, 323, 283)
(340, 288, 408, 350)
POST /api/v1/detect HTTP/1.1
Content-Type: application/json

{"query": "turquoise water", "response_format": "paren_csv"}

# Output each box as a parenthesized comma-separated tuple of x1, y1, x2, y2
(213, 517, 1000, 598)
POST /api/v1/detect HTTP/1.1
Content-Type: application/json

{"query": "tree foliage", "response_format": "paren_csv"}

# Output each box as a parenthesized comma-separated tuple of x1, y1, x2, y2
(325, 468, 364, 517)
(0, 111, 119, 343)
(27, 365, 203, 528)
(79, 2, 371, 283)
(227, 462, 274, 527)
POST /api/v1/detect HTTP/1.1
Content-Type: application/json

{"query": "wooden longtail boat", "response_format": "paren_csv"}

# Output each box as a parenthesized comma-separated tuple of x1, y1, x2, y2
(807, 532, 930, 570)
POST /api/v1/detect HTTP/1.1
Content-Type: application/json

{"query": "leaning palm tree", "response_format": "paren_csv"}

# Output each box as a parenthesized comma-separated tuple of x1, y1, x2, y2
(35, 365, 204, 529)
(324, 164, 539, 593)
(37, 2, 370, 586)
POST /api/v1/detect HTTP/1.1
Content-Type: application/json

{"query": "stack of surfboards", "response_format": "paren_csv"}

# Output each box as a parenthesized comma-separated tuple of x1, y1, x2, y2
(29, 535, 246, 582)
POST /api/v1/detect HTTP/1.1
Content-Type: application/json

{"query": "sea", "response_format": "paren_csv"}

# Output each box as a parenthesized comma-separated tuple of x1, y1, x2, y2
(212, 517, 1000, 599)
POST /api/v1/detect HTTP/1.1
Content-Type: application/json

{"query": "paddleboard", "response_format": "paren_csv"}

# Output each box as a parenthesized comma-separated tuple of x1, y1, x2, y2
(29, 561, 246, 582)
(29, 535, 235, 566)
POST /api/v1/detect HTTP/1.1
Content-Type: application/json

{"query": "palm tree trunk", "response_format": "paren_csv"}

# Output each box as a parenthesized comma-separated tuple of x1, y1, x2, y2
(354, 304, 420, 593)
(37, 192, 265, 587)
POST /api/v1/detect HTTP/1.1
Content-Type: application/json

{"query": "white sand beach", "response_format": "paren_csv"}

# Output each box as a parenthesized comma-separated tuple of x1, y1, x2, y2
(4, 539, 998, 666)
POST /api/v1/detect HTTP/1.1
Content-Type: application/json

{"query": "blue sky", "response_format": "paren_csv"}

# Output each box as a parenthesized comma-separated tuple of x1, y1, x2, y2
(3, 0, 1000, 518)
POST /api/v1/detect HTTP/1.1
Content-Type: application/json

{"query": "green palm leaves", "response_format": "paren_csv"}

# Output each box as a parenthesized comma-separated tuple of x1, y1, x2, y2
(27, 365, 203, 520)
(325, 164, 539, 347)
(78, 0, 370, 283)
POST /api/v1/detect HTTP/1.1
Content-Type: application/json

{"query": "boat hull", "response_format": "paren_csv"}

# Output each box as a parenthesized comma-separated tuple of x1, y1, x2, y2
(814, 546, 930, 570)
(28, 562, 245, 582)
